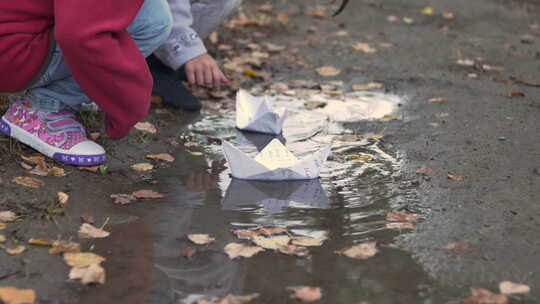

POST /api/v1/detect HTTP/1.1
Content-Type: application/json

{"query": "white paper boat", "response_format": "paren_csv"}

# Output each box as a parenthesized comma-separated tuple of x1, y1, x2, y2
(222, 139, 331, 181)
(222, 179, 330, 213)
(236, 89, 287, 135)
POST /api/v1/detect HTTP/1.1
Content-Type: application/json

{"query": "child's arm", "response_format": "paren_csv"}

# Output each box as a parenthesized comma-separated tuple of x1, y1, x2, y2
(54, 0, 152, 139)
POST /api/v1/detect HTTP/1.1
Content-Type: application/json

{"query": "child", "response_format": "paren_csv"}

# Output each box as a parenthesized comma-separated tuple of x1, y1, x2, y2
(0, 0, 173, 166)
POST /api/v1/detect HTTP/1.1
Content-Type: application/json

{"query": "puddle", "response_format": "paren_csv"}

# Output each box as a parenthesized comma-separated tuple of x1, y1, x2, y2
(82, 90, 454, 303)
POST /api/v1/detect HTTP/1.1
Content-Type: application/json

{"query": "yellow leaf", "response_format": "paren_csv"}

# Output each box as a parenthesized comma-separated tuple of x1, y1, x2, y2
(336, 242, 378, 259)
(352, 43, 377, 54)
(28, 238, 54, 246)
(422, 7, 434, 15)
(11, 176, 44, 189)
(49, 240, 81, 255)
(0, 287, 37, 304)
(146, 153, 175, 162)
(64, 252, 106, 268)
(291, 237, 327, 247)
(403, 17, 414, 24)
(6, 245, 26, 255)
(224, 243, 264, 259)
(69, 264, 106, 285)
(242, 69, 258, 77)
(78, 223, 110, 239)
(252, 235, 290, 250)
(276, 12, 289, 24)
(187, 234, 216, 245)
(131, 163, 154, 172)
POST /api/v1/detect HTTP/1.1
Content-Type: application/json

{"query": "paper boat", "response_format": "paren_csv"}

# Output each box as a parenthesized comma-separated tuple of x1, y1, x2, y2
(236, 89, 287, 135)
(222, 139, 331, 181)
(222, 179, 330, 213)
(235, 129, 286, 152)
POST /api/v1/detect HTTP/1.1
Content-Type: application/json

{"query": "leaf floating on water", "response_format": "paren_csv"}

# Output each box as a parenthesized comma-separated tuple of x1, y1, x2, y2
(110, 194, 137, 205)
(6, 245, 26, 255)
(386, 211, 420, 222)
(64, 252, 106, 268)
(464, 288, 508, 304)
(146, 153, 175, 162)
(0, 287, 37, 304)
(291, 237, 327, 247)
(0, 211, 17, 222)
(12, 176, 44, 189)
(447, 174, 465, 181)
(197, 294, 260, 304)
(287, 286, 322, 303)
(257, 226, 289, 236)
(78, 223, 110, 239)
(336, 242, 378, 259)
(224, 243, 264, 259)
(56, 192, 69, 207)
(352, 43, 377, 54)
(132, 190, 166, 199)
(232, 229, 258, 240)
(498, 281, 530, 295)
(134, 122, 157, 134)
(252, 235, 290, 250)
(304, 101, 327, 110)
(386, 222, 415, 230)
(187, 234, 216, 245)
(316, 66, 341, 77)
(27, 238, 54, 246)
(440, 242, 473, 254)
(69, 264, 106, 285)
(352, 82, 383, 91)
(278, 245, 309, 257)
(131, 163, 154, 172)
(49, 240, 81, 255)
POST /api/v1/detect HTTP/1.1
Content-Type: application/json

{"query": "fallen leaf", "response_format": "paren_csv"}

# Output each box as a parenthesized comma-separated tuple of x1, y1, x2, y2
(69, 264, 106, 285)
(457, 59, 475, 67)
(352, 82, 383, 90)
(347, 155, 374, 162)
(89, 132, 101, 141)
(64, 252, 106, 267)
(276, 12, 289, 24)
(447, 174, 465, 181)
(189, 151, 204, 156)
(6, 245, 26, 255)
(20, 154, 45, 165)
(50, 167, 66, 177)
(304, 101, 327, 110)
(428, 97, 447, 103)
(336, 242, 378, 259)
(316, 66, 341, 77)
(382, 114, 400, 120)
(208, 31, 219, 44)
(0, 223, 5, 230)
(403, 17, 414, 24)
(288, 286, 322, 303)
(291, 237, 327, 247)
(363, 133, 384, 140)
(386, 222, 415, 230)
(29, 161, 49, 177)
(308, 7, 328, 19)
(224, 243, 264, 259)
(134, 122, 157, 134)
(49, 240, 81, 255)
(422, 7, 434, 15)
(386, 211, 420, 222)
(145, 153, 175, 162)
(0, 235, 5, 243)
(352, 43, 377, 54)
(131, 163, 154, 172)
(80, 214, 95, 225)
(56, 192, 69, 207)
(499, 281, 530, 295)
(180, 247, 198, 258)
(79, 166, 99, 173)
(252, 235, 290, 250)
(482, 64, 504, 72)
(197, 294, 259, 304)
(188, 234, 216, 245)
(27, 238, 54, 246)
(440, 242, 473, 254)
(442, 11, 455, 20)
(0, 211, 17, 222)
(232, 229, 258, 240)
(12, 176, 44, 189)
(20, 162, 32, 170)
(132, 190, 166, 199)
(464, 288, 508, 304)
(110, 193, 137, 205)
(78, 223, 110, 239)
(387, 15, 399, 23)
(242, 69, 258, 77)
(508, 90, 525, 97)
(278, 245, 309, 257)
(0, 287, 37, 304)
(257, 226, 289, 236)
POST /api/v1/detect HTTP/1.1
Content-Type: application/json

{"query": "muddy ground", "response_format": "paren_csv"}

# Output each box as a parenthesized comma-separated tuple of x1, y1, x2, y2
(1, 0, 539, 303)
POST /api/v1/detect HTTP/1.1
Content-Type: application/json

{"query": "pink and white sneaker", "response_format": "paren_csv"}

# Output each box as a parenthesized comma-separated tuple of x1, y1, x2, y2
(0, 100, 105, 166)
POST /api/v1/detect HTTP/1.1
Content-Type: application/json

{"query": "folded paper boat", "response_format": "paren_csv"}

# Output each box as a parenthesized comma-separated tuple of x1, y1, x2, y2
(236, 89, 287, 135)
(222, 179, 330, 213)
(222, 139, 331, 181)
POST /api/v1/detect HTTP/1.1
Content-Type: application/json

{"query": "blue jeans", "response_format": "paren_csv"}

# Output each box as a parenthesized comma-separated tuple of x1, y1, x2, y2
(25, 0, 173, 112)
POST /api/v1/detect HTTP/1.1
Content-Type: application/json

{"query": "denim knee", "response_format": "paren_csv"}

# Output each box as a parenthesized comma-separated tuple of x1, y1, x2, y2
(129, 0, 173, 57)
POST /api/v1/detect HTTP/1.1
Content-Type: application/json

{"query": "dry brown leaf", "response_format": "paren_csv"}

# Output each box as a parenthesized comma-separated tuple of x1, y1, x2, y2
(187, 234, 215, 245)
(20, 154, 45, 165)
(0, 211, 17, 222)
(80, 214, 95, 225)
(363, 133, 384, 140)
(308, 7, 328, 19)
(78, 223, 110, 239)
(352, 43, 377, 54)
(131, 163, 154, 172)
(50, 167, 66, 177)
(428, 97, 447, 103)
(447, 174, 465, 181)
(56, 192, 69, 207)
(89, 132, 101, 141)
(132, 190, 166, 199)
(442, 11, 455, 20)
(464, 288, 508, 304)
(12, 176, 44, 189)
(278, 245, 309, 257)
(224, 243, 264, 259)
(49, 240, 81, 255)
(508, 90, 525, 97)
(352, 82, 383, 91)
(0, 235, 5, 243)
(499, 281, 530, 295)
(0, 287, 37, 304)
(276, 12, 289, 24)
(69, 264, 106, 285)
(6, 245, 26, 255)
(134, 122, 157, 134)
(252, 235, 290, 250)
(0, 223, 6, 230)
(304, 101, 327, 110)
(79, 166, 99, 173)
(291, 237, 327, 247)
(20, 162, 33, 170)
(257, 226, 289, 236)
(29, 161, 49, 177)
(336, 242, 378, 259)
(64, 252, 106, 267)
(232, 229, 258, 240)
(386, 211, 420, 222)
(197, 294, 259, 304)
(288, 286, 322, 303)
(440, 242, 473, 254)
(146, 153, 175, 162)
(110, 193, 137, 205)
(316, 66, 341, 77)
(27, 238, 54, 246)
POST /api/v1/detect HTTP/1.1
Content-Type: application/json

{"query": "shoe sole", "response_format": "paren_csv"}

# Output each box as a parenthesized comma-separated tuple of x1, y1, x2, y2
(0, 117, 106, 166)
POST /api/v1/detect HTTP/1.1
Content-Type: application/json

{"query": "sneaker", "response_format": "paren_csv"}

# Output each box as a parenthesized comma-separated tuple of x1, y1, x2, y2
(0, 100, 106, 166)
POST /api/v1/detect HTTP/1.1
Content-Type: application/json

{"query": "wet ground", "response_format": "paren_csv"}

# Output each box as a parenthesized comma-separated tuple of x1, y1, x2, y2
(1, 0, 540, 303)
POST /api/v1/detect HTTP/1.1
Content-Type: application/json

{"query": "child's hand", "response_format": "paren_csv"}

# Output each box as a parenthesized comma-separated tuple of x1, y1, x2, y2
(184, 53, 229, 89)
